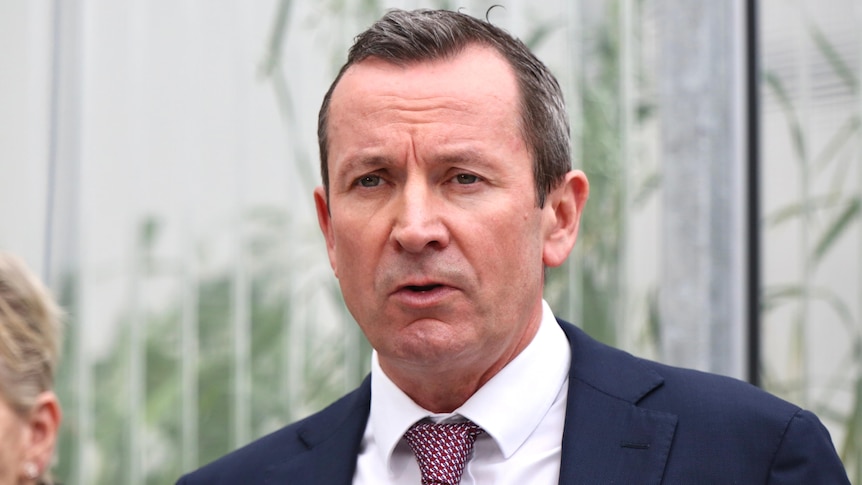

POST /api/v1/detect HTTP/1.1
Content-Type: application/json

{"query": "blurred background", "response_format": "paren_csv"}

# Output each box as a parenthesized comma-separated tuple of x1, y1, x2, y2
(2, 0, 861, 482)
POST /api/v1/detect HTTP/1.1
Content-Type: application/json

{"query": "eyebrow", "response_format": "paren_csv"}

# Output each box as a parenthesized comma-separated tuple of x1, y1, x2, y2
(335, 146, 495, 181)
(434, 148, 488, 166)
(336, 154, 393, 179)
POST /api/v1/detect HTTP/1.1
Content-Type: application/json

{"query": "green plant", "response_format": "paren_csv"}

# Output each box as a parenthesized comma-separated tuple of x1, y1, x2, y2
(544, 0, 660, 357)
(761, 19, 861, 482)
(54, 210, 369, 484)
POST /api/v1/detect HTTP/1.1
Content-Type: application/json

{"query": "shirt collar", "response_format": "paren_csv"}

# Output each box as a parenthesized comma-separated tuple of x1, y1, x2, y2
(369, 299, 571, 468)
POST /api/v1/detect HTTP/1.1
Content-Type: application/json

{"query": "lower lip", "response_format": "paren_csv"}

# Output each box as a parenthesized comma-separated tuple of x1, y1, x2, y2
(391, 286, 457, 309)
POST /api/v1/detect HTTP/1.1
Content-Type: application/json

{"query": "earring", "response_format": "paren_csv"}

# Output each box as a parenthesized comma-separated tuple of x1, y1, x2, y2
(23, 461, 39, 480)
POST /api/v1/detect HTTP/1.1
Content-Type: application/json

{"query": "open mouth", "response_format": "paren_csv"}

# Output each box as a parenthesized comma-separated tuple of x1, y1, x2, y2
(404, 284, 442, 292)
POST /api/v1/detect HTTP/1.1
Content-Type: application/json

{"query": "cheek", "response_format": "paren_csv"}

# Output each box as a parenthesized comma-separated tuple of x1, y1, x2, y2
(469, 213, 543, 281)
(491, 210, 543, 254)
(503, 219, 546, 284)
(0, 421, 23, 477)
(333, 220, 384, 283)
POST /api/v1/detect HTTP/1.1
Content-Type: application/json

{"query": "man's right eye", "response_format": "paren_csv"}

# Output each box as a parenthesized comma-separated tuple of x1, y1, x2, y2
(357, 175, 382, 187)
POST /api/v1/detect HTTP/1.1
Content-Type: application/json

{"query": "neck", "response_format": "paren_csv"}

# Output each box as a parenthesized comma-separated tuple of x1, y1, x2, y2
(386, 364, 501, 413)
(380, 317, 541, 413)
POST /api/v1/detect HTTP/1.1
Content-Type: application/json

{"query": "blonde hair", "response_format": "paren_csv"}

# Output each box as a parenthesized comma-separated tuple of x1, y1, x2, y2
(0, 252, 63, 416)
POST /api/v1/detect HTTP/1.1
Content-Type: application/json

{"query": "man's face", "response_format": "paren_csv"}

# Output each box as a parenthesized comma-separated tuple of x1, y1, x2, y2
(315, 45, 584, 381)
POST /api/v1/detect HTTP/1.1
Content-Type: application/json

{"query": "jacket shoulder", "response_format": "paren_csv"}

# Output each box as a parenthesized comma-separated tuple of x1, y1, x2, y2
(176, 378, 371, 484)
(559, 318, 798, 418)
(557, 320, 847, 482)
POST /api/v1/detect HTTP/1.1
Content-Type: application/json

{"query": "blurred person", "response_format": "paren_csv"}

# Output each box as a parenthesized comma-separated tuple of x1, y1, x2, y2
(179, 8, 850, 484)
(0, 252, 63, 485)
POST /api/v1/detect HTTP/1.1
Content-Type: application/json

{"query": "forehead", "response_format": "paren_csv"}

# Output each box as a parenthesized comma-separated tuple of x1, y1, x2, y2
(327, 44, 521, 130)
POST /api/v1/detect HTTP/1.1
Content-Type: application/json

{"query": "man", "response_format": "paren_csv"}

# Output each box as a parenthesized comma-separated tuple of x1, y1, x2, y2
(178, 8, 850, 484)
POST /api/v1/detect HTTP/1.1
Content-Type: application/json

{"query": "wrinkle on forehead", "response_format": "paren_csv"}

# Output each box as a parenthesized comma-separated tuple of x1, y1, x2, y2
(330, 46, 517, 114)
(332, 92, 506, 130)
(326, 44, 527, 186)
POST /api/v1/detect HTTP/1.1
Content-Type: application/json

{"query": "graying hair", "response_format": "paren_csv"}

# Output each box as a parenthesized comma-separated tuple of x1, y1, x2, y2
(317, 8, 571, 207)
(0, 252, 62, 415)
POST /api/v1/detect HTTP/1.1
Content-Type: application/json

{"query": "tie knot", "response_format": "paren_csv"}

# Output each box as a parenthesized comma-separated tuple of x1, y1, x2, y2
(404, 421, 484, 485)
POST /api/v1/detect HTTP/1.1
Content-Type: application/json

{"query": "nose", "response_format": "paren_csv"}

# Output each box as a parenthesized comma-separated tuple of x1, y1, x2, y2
(390, 181, 450, 253)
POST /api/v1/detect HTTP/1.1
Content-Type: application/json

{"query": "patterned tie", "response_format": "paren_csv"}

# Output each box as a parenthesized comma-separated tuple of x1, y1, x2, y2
(404, 421, 484, 485)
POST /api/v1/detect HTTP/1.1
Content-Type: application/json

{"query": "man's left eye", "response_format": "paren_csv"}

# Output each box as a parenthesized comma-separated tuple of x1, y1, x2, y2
(454, 173, 479, 184)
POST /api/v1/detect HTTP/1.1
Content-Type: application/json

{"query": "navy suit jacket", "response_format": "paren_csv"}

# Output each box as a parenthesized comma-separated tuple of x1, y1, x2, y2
(177, 320, 850, 484)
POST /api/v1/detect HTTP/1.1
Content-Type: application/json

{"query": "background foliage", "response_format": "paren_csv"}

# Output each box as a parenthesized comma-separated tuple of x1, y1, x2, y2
(41, 0, 860, 482)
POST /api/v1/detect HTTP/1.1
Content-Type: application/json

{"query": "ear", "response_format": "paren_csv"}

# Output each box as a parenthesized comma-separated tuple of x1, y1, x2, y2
(542, 170, 589, 267)
(314, 186, 339, 277)
(23, 391, 61, 479)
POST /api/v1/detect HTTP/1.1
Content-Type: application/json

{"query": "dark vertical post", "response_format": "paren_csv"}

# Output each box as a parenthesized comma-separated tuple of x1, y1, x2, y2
(745, 0, 762, 387)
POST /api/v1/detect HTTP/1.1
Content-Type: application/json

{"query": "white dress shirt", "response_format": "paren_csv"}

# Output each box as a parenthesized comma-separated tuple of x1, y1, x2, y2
(353, 300, 571, 484)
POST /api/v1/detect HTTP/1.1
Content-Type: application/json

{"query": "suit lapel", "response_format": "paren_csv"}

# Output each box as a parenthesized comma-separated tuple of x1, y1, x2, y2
(265, 377, 371, 484)
(557, 321, 678, 485)
(261, 323, 677, 484)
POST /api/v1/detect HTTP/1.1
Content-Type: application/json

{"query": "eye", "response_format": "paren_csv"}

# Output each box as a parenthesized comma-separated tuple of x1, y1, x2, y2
(357, 174, 382, 187)
(454, 173, 480, 185)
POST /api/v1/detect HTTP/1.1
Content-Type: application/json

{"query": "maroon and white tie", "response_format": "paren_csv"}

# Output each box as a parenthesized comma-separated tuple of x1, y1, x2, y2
(404, 421, 484, 485)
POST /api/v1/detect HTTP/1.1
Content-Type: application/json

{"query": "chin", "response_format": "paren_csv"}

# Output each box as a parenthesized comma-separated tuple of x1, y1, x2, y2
(403, 337, 479, 367)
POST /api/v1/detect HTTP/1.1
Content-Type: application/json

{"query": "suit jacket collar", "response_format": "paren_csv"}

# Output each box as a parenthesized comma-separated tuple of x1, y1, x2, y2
(558, 320, 677, 485)
(266, 376, 371, 484)
(271, 320, 678, 484)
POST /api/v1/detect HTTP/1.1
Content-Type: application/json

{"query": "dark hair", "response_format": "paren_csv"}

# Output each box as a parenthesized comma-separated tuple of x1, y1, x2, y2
(317, 8, 571, 207)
